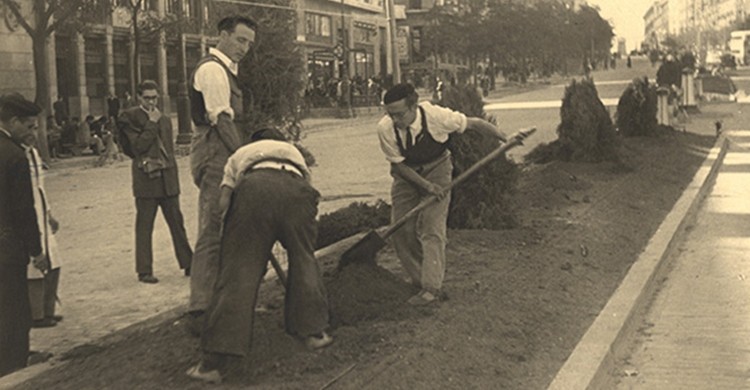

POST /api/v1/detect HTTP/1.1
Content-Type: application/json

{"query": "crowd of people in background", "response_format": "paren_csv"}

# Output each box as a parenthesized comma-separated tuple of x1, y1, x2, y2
(48, 93, 134, 163)
(303, 74, 384, 110)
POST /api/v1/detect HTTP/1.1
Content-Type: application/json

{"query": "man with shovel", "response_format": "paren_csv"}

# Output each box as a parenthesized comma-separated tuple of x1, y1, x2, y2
(377, 83, 508, 305)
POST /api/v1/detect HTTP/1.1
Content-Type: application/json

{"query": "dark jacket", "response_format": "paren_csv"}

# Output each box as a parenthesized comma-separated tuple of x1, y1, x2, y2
(656, 60, 683, 88)
(118, 107, 181, 198)
(0, 132, 41, 266)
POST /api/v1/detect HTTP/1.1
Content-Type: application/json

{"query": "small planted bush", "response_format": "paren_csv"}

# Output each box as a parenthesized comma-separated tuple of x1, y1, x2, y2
(316, 200, 391, 250)
(527, 79, 618, 163)
(615, 77, 658, 137)
(439, 84, 518, 229)
(557, 79, 618, 161)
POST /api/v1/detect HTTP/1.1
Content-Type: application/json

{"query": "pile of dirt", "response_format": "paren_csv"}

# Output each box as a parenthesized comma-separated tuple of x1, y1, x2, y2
(14, 129, 716, 390)
(327, 262, 415, 327)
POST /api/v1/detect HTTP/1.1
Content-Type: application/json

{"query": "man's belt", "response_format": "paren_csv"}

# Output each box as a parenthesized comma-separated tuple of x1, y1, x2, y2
(251, 160, 303, 178)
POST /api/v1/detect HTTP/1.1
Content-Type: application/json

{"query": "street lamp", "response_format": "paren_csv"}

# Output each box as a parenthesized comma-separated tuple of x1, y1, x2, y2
(175, 0, 193, 145)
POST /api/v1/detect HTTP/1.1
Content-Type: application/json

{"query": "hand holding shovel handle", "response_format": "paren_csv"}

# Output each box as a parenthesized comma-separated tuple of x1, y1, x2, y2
(339, 127, 537, 269)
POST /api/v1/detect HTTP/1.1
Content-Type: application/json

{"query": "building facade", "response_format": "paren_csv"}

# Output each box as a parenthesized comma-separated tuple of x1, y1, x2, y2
(646, 0, 750, 45)
(0, 0, 395, 119)
(0, 2, 37, 99)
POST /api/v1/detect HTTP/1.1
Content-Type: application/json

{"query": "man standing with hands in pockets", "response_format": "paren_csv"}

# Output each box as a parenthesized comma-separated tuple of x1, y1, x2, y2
(188, 16, 257, 331)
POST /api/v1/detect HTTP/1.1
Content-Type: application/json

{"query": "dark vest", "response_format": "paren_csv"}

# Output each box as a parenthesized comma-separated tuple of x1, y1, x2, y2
(394, 106, 449, 166)
(189, 54, 243, 126)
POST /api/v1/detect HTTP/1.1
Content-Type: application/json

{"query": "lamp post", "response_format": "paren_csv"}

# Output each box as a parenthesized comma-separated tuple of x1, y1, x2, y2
(340, 0, 352, 117)
(175, 0, 193, 145)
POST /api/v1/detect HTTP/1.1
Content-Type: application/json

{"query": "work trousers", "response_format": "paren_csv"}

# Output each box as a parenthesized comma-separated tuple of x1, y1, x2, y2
(189, 128, 230, 312)
(28, 267, 60, 321)
(201, 169, 329, 357)
(135, 196, 192, 275)
(391, 157, 452, 293)
(0, 263, 30, 377)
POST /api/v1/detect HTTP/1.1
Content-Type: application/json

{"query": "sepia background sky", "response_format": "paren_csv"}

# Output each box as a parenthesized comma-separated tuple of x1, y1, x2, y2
(587, 0, 653, 52)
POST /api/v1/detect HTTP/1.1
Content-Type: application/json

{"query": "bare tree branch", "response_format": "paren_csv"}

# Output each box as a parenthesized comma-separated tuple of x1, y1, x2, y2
(1, 0, 36, 36)
(46, 1, 85, 35)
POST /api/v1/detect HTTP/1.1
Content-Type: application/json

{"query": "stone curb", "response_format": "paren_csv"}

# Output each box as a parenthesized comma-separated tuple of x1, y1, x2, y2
(547, 133, 730, 390)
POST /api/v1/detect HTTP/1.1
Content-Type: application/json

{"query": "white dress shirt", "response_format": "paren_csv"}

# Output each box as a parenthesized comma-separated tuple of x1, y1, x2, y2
(222, 140, 311, 189)
(193, 47, 238, 124)
(377, 101, 467, 164)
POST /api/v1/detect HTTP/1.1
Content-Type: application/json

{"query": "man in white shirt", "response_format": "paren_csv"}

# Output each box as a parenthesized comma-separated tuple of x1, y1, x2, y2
(377, 83, 508, 305)
(188, 16, 256, 327)
(187, 128, 332, 384)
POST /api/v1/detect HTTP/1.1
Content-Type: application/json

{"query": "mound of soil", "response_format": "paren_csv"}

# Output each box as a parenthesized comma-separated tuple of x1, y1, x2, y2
(14, 130, 715, 390)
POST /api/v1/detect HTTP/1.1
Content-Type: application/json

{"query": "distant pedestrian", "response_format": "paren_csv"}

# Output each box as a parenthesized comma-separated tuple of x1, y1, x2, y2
(94, 122, 122, 166)
(106, 93, 120, 122)
(22, 137, 63, 329)
(0, 93, 45, 377)
(187, 128, 332, 384)
(188, 16, 257, 330)
(377, 83, 509, 305)
(627, 55, 632, 68)
(52, 96, 68, 126)
(118, 80, 192, 283)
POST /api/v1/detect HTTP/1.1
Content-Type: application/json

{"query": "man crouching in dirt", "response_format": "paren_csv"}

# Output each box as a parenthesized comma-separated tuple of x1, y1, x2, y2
(187, 128, 332, 384)
(378, 83, 508, 305)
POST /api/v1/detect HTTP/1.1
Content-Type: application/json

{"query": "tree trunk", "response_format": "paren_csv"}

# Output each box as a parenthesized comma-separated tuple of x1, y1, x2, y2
(32, 33, 51, 162)
(129, 8, 140, 97)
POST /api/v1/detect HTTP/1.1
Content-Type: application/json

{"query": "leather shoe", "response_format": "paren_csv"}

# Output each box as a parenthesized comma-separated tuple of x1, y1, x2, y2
(138, 274, 159, 284)
(183, 267, 191, 277)
(304, 331, 334, 350)
(186, 363, 222, 384)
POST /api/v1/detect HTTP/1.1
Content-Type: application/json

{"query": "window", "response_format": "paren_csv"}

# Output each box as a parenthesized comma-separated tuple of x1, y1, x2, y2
(305, 13, 332, 38)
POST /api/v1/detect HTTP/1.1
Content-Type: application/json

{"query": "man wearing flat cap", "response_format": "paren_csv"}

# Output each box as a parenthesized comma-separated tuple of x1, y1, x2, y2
(0, 93, 46, 377)
(377, 83, 508, 305)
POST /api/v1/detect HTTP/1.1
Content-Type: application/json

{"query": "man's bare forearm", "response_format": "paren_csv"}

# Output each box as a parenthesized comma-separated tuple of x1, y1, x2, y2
(215, 113, 242, 152)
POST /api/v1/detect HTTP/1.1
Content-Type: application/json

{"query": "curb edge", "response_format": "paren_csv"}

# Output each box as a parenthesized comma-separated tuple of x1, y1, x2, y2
(547, 133, 730, 390)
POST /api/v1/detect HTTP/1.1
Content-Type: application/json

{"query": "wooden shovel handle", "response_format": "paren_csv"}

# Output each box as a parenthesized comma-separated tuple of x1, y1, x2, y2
(380, 127, 536, 239)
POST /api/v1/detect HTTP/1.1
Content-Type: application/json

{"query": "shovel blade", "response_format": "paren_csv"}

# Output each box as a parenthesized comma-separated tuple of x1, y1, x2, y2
(338, 230, 387, 270)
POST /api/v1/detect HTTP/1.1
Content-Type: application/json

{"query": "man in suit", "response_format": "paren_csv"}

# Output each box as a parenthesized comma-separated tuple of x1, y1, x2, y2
(0, 93, 46, 377)
(118, 80, 192, 283)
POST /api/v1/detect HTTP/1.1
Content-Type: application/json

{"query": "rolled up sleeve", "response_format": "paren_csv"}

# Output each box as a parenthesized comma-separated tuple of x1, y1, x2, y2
(194, 62, 234, 124)
(377, 118, 405, 164)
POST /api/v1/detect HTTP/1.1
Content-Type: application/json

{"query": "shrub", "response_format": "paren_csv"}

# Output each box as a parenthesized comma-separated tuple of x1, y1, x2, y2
(316, 200, 391, 250)
(556, 79, 619, 162)
(439, 84, 519, 229)
(615, 77, 658, 137)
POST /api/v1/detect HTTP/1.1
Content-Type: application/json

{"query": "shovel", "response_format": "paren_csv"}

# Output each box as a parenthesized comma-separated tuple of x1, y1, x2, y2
(338, 127, 536, 269)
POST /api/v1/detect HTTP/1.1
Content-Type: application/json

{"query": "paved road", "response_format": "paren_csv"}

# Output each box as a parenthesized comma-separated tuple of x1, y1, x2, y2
(616, 131, 750, 389)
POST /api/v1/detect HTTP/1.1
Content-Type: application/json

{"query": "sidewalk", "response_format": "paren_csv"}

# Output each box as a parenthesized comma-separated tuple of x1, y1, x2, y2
(616, 132, 750, 389)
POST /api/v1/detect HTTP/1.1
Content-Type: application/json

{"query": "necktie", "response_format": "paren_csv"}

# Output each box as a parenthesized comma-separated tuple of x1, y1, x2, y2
(405, 127, 413, 150)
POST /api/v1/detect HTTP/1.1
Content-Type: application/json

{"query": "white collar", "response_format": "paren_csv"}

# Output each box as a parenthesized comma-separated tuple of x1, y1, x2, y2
(209, 47, 238, 75)
(0, 126, 11, 138)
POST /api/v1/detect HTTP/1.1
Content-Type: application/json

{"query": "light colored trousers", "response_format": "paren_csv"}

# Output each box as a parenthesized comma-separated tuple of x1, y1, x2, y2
(390, 157, 452, 293)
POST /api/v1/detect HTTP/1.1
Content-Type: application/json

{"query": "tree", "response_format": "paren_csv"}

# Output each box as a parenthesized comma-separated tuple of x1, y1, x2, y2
(115, 0, 181, 97)
(0, 0, 101, 162)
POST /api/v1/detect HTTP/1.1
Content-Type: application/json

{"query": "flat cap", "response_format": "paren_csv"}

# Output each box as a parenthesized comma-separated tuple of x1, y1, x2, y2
(0, 93, 41, 118)
(383, 83, 416, 104)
